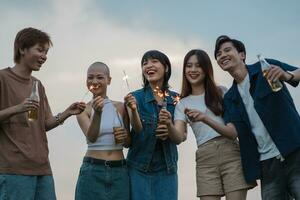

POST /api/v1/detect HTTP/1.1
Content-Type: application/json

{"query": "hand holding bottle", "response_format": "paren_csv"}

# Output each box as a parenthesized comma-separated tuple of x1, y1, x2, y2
(28, 80, 40, 121)
(258, 54, 283, 92)
(265, 65, 294, 82)
(16, 98, 39, 113)
(155, 108, 170, 140)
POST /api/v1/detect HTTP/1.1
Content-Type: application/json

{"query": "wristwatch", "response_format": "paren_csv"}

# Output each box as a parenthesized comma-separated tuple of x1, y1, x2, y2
(286, 71, 295, 81)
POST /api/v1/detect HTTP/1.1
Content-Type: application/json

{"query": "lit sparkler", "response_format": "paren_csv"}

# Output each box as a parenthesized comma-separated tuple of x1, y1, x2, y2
(171, 94, 181, 105)
(153, 86, 169, 109)
(80, 85, 97, 102)
(122, 70, 130, 92)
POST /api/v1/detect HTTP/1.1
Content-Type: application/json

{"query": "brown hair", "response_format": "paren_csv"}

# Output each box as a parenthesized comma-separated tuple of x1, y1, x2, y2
(181, 49, 223, 116)
(14, 27, 53, 63)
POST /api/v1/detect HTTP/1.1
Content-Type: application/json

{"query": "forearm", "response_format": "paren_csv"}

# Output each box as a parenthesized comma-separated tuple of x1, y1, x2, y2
(0, 105, 22, 122)
(85, 112, 101, 143)
(45, 110, 71, 131)
(129, 109, 143, 133)
(203, 116, 237, 140)
(167, 122, 187, 144)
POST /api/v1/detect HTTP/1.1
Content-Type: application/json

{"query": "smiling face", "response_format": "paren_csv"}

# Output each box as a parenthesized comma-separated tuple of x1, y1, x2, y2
(142, 58, 167, 87)
(215, 41, 245, 73)
(20, 43, 49, 71)
(86, 64, 111, 97)
(185, 54, 205, 86)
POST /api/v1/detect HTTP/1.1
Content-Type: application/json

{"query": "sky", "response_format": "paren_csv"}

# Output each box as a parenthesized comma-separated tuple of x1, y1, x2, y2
(1, 0, 300, 199)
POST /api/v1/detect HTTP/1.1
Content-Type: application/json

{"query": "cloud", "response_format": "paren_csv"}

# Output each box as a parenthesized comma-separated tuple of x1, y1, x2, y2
(2, 1, 299, 199)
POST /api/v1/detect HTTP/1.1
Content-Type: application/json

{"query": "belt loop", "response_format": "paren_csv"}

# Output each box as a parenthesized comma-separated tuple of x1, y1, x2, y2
(104, 160, 110, 167)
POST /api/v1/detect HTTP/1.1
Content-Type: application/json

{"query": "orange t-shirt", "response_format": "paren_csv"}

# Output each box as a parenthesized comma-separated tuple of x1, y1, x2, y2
(0, 67, 52, 175)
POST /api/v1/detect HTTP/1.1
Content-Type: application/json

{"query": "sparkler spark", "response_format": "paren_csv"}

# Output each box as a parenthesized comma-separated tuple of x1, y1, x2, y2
(172, 95, 181, 105)
(80, 85, 98, 102)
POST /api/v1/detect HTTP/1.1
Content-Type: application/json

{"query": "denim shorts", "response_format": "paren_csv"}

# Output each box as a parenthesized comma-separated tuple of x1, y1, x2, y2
(75, 157, 129, 200)
(0, 174, 56, 200)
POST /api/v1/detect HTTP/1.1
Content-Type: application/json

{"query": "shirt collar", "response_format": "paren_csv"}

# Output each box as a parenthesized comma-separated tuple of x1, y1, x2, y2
(227, 64, 260, 102)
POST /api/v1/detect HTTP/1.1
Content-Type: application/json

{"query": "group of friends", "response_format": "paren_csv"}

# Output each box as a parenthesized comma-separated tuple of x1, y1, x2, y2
(0, 27, 300, 200)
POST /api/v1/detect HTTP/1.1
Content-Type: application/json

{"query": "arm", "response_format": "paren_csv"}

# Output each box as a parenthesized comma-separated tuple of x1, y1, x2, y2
(76, 97, 105, 142)
(124, 93, 142, 133)
(45, 102, 86, 131)
(186, 108, 237, 140)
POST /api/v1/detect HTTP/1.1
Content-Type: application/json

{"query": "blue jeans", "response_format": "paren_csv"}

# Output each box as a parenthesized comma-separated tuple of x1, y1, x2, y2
(0, 174, 56, 200)
(75, 157, 129, 200)
(261, 148, 300, 200)
(129, 167, 178, 200)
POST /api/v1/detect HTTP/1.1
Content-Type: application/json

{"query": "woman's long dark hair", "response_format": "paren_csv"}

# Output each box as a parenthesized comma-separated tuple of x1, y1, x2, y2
(141, 50, 171, 92)
(181, 49, 223, 116)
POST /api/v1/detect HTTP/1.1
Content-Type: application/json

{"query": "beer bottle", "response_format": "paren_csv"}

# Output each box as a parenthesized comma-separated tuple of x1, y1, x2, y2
(257, 54, 282, 92)
(28, 80, 40, 121)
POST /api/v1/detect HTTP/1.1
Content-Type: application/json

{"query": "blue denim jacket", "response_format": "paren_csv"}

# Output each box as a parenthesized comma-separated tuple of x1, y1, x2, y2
(223, 59, 300, 183)
(127, 86, 178, 174)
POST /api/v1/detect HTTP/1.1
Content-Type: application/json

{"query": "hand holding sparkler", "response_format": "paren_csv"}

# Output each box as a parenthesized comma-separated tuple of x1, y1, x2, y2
(158, 109, 172, 126)
(155, 123, 169, 140)
(124, 93, 137, 111)
(91, 96, 105, 113)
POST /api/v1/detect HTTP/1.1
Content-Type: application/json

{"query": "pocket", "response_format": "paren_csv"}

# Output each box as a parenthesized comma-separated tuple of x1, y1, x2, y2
(79, 162, 92, 176)
(0, 175, 6, 200)
(223, 139, 241, 154)
(140, 112, 157, 133)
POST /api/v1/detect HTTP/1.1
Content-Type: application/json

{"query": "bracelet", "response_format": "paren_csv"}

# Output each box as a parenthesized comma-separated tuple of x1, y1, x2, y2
(287, 71, 294, 82)
(55, 113, 64, 125)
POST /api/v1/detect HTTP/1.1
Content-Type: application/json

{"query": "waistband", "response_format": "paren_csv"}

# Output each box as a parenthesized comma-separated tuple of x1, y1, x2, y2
(83, 157, 126, 167)
(198, 136, 236, 148)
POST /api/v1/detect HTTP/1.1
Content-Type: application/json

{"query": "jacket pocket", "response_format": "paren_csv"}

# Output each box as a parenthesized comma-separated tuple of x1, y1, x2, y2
(140, 112, 157, 134)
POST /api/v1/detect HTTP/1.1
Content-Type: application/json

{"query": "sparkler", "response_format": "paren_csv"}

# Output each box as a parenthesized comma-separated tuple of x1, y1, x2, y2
(80, 85, 97, 102)
(122, 70, 130, 92)
(153, 86, 168, 109)
(171, 94, 180, 105)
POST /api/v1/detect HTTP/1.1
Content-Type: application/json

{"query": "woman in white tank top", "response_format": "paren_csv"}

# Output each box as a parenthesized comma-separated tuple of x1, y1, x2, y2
(75, 62, 130, 200)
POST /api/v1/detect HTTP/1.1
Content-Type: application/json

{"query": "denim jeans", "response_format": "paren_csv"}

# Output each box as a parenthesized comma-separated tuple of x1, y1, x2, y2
(261, 148, 300, 200)
(129, 167, 178, 200)
(75, 158, 129, 200)
(0, 174, 56, 200)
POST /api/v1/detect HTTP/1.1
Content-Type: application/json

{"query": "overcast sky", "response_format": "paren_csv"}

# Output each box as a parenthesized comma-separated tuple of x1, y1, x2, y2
(1, 0, 300, 199)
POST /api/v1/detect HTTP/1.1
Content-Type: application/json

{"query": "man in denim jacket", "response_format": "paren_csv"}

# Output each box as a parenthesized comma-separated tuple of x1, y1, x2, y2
(214, 35, 300, 200)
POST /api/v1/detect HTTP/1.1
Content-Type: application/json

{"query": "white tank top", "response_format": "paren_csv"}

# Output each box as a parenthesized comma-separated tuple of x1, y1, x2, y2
(87, 98, 123, 151)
